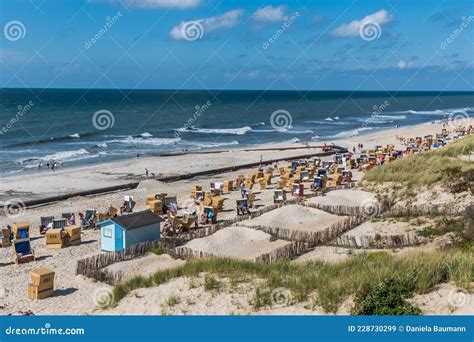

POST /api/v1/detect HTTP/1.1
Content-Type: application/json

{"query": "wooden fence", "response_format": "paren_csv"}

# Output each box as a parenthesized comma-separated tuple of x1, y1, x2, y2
(329, 232, 426, 249)
(241, 215, 365, 246)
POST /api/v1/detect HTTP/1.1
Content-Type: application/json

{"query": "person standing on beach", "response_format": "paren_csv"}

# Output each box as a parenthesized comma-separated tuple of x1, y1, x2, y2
(145, 168, 149, 178)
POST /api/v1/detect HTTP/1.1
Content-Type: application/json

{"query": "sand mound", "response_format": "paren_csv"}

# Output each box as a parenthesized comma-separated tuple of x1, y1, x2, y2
(307, 189, 375, 207)
(332, 220, 426, 249)
(181, 226, 291, 261)
(105, 254, 185, 281)
(414, 283, 474, 315)
(241, 204, 343, 233)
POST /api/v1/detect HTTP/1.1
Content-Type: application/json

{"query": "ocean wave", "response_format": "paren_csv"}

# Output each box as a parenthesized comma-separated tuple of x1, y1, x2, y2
(376, 115, 406, 120)
(309, 120, 349, 126)
(330, 127, 376, 139)
(8, 131, 98, 148)
(95, 142, 108, 148)
(42, 148, 90, 160)
(17, 148, 108, 165)
(133, 132, 153, 138)
(401, 109, 445, 115)
(177, 126, 252, 135)
(288, 129, 314, 134)
(397, 107, 473, 115)
(107, 136, 181, 146)
(356, 114, 406, 124)
(195, 141, 240, 149)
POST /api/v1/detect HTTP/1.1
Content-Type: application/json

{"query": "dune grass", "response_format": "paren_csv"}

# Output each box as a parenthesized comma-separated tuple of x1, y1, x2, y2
(364, 135, 474, 187)
(109, 247, 473, 313)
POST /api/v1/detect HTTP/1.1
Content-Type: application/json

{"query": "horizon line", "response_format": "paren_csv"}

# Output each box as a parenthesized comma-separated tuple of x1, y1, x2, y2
(1, 87, 474, 93)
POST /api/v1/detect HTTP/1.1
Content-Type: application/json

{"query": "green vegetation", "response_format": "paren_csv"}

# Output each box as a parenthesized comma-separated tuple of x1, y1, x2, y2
(351, 277, 422, 315)
(203, 274, 221, 291)
(417, 217, 464, 237)
(166, 294, 181, 306)
(364, 135, 474, 187)
(150, 246, 164, 255)
(109, 249, 473, 313)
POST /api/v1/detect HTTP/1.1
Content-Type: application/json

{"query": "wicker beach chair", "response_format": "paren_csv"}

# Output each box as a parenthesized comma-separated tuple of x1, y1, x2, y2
(13, 239, 35, 264)
(39, 216, 54, 234)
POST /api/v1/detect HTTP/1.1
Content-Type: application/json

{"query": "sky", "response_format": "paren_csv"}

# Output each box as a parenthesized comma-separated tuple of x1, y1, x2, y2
(0, 0, 473, 91)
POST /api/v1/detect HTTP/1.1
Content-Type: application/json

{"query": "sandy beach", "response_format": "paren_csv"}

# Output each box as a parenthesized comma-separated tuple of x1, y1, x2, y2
(0, 119, 472, 316)
(1, 119, 468, 202)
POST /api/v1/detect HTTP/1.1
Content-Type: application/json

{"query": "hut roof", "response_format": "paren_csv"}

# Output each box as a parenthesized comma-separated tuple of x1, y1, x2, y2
(111, 211, 163, 230)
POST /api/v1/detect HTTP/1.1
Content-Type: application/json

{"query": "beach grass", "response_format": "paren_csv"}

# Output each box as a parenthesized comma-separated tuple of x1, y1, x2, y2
(109, 247, 473, 312)
(363, 135, 474, 187)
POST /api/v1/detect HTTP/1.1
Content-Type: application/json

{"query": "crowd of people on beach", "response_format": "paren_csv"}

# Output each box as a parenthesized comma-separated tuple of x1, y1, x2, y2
(38, 160, 63, 171)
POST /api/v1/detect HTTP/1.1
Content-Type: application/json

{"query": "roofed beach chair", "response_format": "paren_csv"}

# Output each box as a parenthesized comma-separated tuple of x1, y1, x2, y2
(39, 216, 54, 235)
(273, 189, 286, 204)
(12, 222, 30, 240)
(211, 196, 225, 213)
(1, 228, 11, 248)
(13, 239, 35, 264)
(236, 199, 249, 215)
(53, 218, 67, 230)
(201, 206, 217, 225)
(61, 213, 75, 226)
(81, 209, 96, 229)
(121, 195, 136, 214)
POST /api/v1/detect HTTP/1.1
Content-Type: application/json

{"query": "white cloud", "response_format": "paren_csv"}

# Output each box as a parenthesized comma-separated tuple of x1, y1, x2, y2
(332, 9, 393, 37)
(95, 0, 200, 9)
(251, 5, 285, 22)
(247, 69, 260, 79)
(170, 9, 243, 40)
(397, 60, 412, 69)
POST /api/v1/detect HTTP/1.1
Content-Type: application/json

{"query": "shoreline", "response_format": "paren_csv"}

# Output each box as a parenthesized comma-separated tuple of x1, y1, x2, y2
(0, 117, 471, 316)
(0, 119, 444, 180)
(0, 118, 472, 202)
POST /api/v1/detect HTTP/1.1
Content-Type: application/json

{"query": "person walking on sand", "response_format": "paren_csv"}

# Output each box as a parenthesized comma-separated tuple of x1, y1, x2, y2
(145, 168, 149, 179)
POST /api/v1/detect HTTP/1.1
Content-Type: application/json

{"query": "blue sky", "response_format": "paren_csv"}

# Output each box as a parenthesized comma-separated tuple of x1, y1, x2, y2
(0, 0, 473, 91)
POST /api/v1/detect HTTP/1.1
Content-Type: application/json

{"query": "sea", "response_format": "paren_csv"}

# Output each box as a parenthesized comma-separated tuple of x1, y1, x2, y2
(0, 88, 473, 176)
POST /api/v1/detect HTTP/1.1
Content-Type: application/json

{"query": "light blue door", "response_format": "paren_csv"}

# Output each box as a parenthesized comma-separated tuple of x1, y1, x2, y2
(115, 226, 124, 251)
